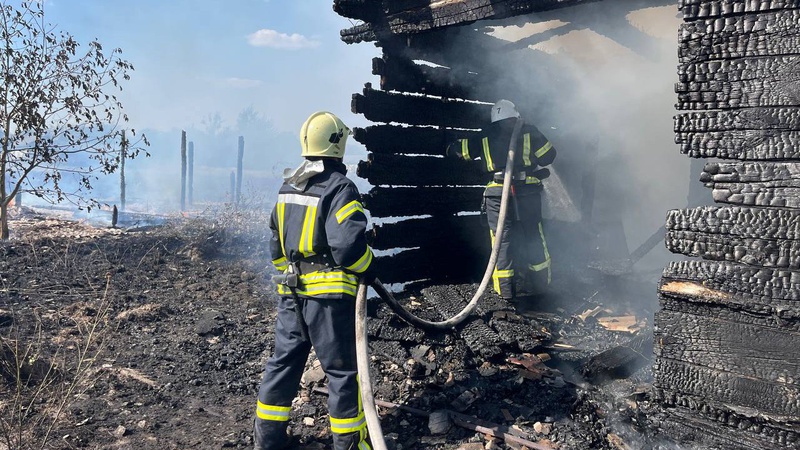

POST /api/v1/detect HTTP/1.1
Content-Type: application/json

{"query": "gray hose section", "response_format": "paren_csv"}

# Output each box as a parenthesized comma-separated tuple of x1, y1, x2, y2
(356, 119, 524, 445)
(372, 118, 525, 331)
(355, 281, 388, 450)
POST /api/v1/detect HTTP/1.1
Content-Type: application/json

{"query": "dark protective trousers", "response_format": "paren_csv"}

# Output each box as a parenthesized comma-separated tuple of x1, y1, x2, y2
(254, 296, 370, 450)
(484, 182, 551, 299)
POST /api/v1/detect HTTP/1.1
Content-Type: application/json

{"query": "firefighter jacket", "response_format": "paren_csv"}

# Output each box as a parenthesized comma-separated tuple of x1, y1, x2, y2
(269, 159, 374, 300)
(446, 117, 556, 188)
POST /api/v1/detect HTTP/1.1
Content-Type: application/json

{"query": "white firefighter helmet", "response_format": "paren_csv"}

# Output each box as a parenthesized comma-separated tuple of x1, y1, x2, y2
(491, 99, 520, 123)
(300, 111, 351, 158)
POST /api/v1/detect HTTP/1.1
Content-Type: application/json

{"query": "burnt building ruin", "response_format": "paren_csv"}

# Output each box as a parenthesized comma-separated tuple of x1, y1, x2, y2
(333, 0, 800, 448)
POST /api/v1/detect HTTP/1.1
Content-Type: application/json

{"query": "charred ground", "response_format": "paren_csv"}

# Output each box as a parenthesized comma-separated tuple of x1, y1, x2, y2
(0, 208, 672, 450)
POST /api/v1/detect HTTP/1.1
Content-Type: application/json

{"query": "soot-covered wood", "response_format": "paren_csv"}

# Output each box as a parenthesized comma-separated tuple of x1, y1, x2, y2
(339, 0, 601, 44)
(358, 154, 491, 186)
(370, 215, 488, 251)
(702, 162, 800, 207)
(678, 0, 800, 20)
(353, 125, 483, 156)
(352, 85, 490, 128)
(363, 186, 484, 217)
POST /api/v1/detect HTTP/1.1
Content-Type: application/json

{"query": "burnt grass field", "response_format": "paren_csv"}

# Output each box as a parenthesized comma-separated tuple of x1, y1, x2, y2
(0, 207, 673, 450)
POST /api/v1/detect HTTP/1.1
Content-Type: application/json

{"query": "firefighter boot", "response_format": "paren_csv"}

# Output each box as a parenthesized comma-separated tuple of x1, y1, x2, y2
(254, 417, 291, 450)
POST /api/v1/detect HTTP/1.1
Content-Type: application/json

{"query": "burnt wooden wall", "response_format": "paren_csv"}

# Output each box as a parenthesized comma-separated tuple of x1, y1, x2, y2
(653, 1, 800, 448)
(336, 0, 617, 286)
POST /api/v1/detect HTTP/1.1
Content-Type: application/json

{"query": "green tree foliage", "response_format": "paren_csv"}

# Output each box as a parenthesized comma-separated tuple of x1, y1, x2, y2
(0, 1, 148, 239)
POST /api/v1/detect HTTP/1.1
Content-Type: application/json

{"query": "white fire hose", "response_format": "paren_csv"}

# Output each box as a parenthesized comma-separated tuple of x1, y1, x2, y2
(355, 118, 525, 448)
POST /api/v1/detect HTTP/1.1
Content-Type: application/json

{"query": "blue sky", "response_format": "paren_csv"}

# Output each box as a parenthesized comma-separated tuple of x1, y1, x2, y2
(45, 0, 377, 140)
(34, 0, 379, 206)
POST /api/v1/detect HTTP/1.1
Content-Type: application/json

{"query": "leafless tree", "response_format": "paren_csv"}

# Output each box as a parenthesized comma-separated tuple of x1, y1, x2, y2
(0, 0, 148, 239)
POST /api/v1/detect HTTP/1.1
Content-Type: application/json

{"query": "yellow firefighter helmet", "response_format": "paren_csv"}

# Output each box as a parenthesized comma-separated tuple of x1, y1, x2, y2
(300, 111, 350, 158)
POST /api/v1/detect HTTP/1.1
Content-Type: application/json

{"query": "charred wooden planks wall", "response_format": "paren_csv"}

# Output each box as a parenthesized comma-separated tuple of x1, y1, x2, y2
(654, 1, 800, 448)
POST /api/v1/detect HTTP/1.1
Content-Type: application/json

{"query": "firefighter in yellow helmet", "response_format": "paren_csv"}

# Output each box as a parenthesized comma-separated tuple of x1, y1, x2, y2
(447, 100, 556, 300)
(254, 111, 374, 450)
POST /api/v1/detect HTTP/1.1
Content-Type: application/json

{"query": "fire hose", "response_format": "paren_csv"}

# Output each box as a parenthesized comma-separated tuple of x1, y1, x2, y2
(355, 118, 525, 449)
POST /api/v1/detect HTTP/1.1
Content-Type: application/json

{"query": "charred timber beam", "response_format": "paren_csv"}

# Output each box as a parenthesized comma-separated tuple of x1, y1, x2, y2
(680, 10, 800, 64)
(675, 109, 800, 159)
(358, 154, 491, 186)
(352, 85, 491, 128)
(677, 55, 800, 110)
(666, 229, 800, 270)
(700, 161, 800, 206)
(373, 246, 487, 284)
(678, 0, 800, 20)
(662, 260, 800, 316)
(653, 357, 799, 419)
(340, 0, 602, 44)
(654, 402, 799, 450)
(333, 0, 381, 21)
(363, 186, 484, 217)
(654, 308, 799, 385)
(373, 54, 484, 100)
(370, 214, 488, 251)
(421, 285, 504, 359)
(676, 108, 800, 132)
(667, 205, 800, 241)
(676, 130, 800, 160)
(353, 125, 482, 156)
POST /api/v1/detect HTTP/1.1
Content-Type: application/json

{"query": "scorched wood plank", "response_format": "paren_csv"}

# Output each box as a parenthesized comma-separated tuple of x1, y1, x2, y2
(655, 308, 799, 384)
(679, 0, 800, 20)
(353, 125, 482, 156)
(339, 0, 602, 44)
(666, 228, 800, 269)
(677, 55, 800, 110)
(654, 400, 799, 450)
(373, 55, 483, 100)
(370, 215, 488, 251)
(363, 186, 484, 217)
(667, 205, 800, 239)
(358, 154, 491, 186)
(662, 260, 800, 317)
(654, 357, 799, 418)
(352, 85, 490, 128)
(679, 10, 800, 64)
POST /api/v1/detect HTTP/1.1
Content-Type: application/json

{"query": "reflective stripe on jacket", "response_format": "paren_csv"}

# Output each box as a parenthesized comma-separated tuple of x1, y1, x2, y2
(449, 117, 556, 173)
(269, 160, 373, 300)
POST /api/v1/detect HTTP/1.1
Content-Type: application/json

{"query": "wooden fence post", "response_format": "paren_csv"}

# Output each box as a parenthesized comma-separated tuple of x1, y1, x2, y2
(180, 130, 187, 211)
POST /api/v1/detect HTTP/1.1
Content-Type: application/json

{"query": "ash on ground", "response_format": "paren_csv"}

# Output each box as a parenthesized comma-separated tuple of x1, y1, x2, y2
(0, 208, 676, 449)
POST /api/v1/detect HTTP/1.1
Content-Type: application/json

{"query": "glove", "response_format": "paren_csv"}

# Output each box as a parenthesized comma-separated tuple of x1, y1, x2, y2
(445, 141, 462, 159)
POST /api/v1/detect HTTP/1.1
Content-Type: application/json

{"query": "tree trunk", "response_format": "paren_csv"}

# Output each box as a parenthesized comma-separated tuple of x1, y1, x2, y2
(1, 202, 8, 240)
(120, 130, 127, 212)
(180, 130, 187, 211)
(236, 136, 244, 205)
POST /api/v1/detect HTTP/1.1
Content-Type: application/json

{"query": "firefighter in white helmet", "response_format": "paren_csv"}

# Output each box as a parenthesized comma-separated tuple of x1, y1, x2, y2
(447, 99, 556, 300)
(254, 111, 374, 450)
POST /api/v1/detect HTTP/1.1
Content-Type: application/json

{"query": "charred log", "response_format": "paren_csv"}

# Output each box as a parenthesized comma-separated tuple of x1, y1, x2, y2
(701, 161, 800, 207)
(677, 55, 800, 110)
(653, 357, 799, 419)
(421, 284, 505, 359)
(363, 186, 484, 217)
(680, 10, 800, 64)
(667, 205, 800, 240)
(373, 246, 487, 285)
(339, 0, 602, 44)
(373, 54, 483, 100)
(358, 154, 491, 186)
(655, 308, 798, 385)
(662, 260, 800, 317)
(353, 125, 482, 156)
(370, 215, 488, 251)
(352, 85, 491, 128)
(678, 0, 800, 20)
(654, 404, 799, 450)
